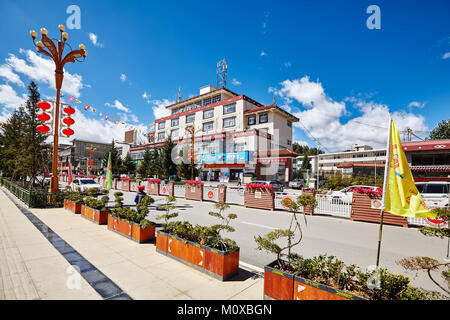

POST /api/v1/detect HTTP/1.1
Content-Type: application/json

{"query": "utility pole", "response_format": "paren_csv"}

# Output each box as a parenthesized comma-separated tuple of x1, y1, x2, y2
(86, 145, 96, 176)
(185, 126, 197, 180)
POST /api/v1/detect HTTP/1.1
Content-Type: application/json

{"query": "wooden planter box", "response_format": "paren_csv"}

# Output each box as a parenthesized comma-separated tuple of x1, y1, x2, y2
(121, 179, 131, 192)
(107, 214, 155, 243)
(156, 230, 239, 281)
(244, 188, 275, 211)
(264, 261, 365, 300)
(350, 193, 408, 228)
(185, 184, 203, 201)
(80, 205, 110, 225)
(64, 199, 82, 214)
(147, 181, 160, 196)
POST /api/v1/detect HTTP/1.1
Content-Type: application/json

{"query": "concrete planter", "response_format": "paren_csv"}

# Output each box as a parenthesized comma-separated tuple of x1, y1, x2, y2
(264, 261, 365, 300)
(350, 193, 408, 228)
(156, 230, 239, 281)
(244, 188, 275, 211)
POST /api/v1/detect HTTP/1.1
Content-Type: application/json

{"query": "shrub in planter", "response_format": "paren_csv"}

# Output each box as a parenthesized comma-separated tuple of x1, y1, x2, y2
(81, 195, 110, 225)
(156, 201, 240, 280)
(113, 191, 124, 208)
(64, 192, 84, 214)
(108, 197, 155, 243)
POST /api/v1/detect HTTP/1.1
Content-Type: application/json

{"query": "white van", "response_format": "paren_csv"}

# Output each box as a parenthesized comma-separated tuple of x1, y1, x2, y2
(415, 181, 450, 208)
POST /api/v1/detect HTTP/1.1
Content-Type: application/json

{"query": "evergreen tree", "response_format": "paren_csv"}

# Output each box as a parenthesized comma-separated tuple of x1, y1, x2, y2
(160, 136, 176, 179)
(176, 149, 191, 179)
(301, 154, 311, 172)
(149, 148, 162, 177)
(137, 149, 152, 177)
(103, 139, 122, 174)
(120, 153, 136, 175)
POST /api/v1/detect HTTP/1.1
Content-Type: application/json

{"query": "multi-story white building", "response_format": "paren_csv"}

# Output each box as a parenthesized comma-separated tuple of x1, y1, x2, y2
(130, 85, 299, 182)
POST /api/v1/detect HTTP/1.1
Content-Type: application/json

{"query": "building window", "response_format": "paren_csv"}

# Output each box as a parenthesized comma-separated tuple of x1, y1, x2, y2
(158, 122, 165, 130)
(203, 97, 212, 106)
(171, 118, 179, 127)
(171, 129, 179, 138)
(211, 95, 221, 104)
(202, 121, 214, 132)
(248, 115, 256, 126)
(185, 113, 195, 123)
(223, 103, 236, 115)
(203, 109, 214, 119)
(287, 120, 292, 127)
(259, 113, 268, 123)
(158, 132, 165, 141)
(287, 139, 291, 146)
(223, 117, 236, 128)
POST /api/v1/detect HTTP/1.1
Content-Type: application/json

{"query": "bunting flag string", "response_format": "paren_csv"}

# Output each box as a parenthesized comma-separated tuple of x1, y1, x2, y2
(66, 95, 149, 138)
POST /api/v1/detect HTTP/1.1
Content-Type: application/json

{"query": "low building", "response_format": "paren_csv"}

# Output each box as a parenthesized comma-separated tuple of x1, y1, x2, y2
(59, 139, 111, 176)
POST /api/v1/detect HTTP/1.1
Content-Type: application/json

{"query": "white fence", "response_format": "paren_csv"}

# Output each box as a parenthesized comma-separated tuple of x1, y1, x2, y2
(203, 186, 219, 202)
(174, 185, 185, 198)
(226, 187, 244, 205)
(159, 183, 169, 196)
(314, 194, 352, 218)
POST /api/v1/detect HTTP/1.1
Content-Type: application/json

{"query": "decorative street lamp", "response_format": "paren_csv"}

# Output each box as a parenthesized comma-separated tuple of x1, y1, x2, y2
(30, 25, 87, 193)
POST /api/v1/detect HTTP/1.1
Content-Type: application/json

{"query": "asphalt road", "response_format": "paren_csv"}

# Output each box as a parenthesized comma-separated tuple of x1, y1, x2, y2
(104, 188, 449, 294)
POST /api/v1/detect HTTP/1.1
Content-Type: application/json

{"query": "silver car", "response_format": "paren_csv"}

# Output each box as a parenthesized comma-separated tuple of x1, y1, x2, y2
(415, 181, 449, 208)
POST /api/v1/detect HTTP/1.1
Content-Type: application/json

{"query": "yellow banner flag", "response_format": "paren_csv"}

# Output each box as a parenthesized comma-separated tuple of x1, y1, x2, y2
(383, 119, 435, 218)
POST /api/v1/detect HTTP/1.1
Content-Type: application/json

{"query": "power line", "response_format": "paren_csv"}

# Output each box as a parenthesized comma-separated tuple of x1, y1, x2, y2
(297, 118, 330, 153)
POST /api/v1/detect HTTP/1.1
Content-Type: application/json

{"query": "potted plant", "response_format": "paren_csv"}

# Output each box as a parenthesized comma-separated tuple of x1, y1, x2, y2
(156, 201, 240, 280)
(63, 191, 84, 214)
(185, 180, 204, 201)
(244, 182, 275, 211)
(256, 196, 429, 300)
(107, 195, 156, 243)
(80, 188, 110, 224)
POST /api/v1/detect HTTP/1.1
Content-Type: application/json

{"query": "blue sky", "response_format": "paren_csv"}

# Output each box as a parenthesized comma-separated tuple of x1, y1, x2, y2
(0, 0, 449, 150)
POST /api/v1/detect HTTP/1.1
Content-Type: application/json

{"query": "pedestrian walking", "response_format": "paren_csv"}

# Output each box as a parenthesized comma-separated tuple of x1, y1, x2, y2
(135, 186, 146, 213)
(237, 177, 242, 186)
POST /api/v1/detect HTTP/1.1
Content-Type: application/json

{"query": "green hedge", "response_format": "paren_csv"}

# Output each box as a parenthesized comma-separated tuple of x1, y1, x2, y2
(0, 178, 69, 208)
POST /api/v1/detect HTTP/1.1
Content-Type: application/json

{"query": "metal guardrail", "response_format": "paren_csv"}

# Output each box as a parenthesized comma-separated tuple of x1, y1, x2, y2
(0, 177, 68, 208)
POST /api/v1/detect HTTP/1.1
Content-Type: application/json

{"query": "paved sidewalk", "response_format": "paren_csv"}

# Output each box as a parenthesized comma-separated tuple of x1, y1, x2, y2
(0, 188, 263, 300)
(0, 189, 101, 300)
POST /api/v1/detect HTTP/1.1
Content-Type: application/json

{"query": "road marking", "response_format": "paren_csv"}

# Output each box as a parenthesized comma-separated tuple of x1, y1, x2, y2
(241, 221, 276, 230)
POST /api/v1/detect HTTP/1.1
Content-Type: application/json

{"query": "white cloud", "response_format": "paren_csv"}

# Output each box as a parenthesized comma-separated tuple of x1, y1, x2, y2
(88, 33, 103, 48)
(0, 84, 27, 110)
(105, 99, 130, 113)
(120, 74, 127, 82)
(119, 112, 139, 123)
(284, 62, 292, 68)
(407, 101, 425, 109)
(274, 76, 428, 151)
(260, 51, 268, 57)
(0, 65, 24, 87)
(151, 99, 174, 119)
(231, 78, 241, 86)
(5, 49, 84, 97)
(442, 52, 450, 59)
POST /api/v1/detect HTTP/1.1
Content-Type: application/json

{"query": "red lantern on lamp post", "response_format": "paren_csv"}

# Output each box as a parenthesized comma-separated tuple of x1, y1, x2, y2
(30, 25, 86, 193)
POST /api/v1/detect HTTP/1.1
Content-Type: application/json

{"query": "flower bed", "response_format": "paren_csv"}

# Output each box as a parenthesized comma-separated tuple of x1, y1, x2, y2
(147, 179, 161, 196)
(185, 180, 204, 201)
(244, 183, 275, 211)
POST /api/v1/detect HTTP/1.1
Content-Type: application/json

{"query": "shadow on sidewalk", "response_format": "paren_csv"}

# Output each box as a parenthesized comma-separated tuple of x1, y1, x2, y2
(226, 268, 262, 282)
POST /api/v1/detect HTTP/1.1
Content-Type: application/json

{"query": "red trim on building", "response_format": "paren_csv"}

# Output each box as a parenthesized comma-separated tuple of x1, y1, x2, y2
(410, 166, 450, 172)
(337, 163, 385, 168)
(245, 104, 299, 121)
(203, 163, 245, 169)
(402, 140, 450, 151)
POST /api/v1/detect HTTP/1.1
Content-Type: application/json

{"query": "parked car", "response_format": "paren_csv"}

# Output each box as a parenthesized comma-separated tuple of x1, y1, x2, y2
(327, 185, 380, 204)
(70, 178, 102, 193)
(415, 181, 449, 208)
(268, 179, 284, 192)
(289, 179, 304, 189)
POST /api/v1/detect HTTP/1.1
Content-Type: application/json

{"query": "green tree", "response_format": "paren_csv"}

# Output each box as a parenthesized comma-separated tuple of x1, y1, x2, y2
(300, 154, 311, 172)
(137, 149, 152, 177)
(149, 148, 162, 177)
(160, 136, 176, 179)
(120, 153, 136, 175)
(429, 119, 450, 140)
(176, 149, 191, 179)
(102, 139, 122, 174)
